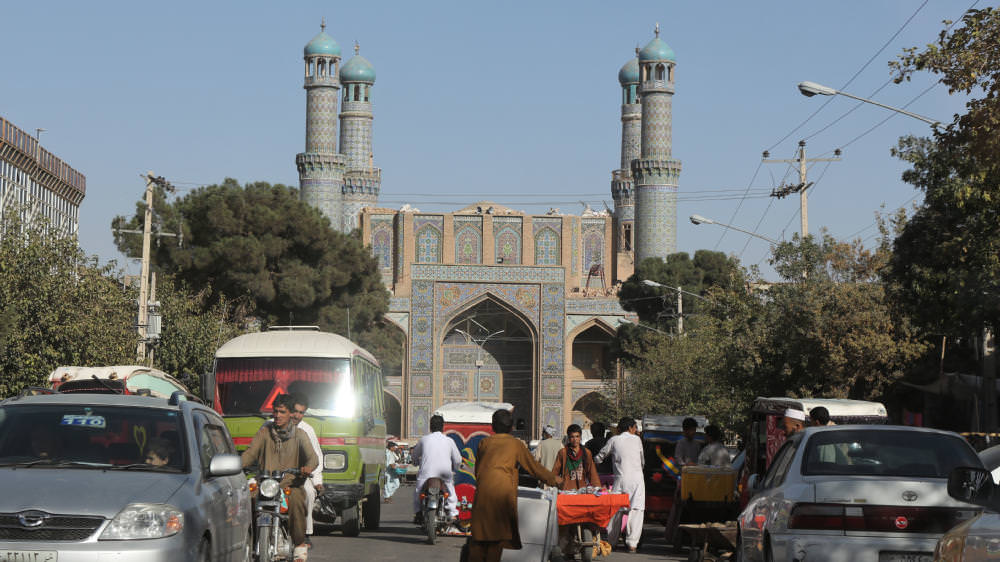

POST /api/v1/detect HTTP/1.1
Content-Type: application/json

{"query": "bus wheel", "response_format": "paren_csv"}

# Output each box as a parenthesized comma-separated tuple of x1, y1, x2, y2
(342, 505, 361, 537)
(363, 490, 381, 530)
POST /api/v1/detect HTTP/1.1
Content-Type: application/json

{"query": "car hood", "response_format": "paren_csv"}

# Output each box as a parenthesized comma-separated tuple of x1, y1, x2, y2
(1, 468, 188, 518)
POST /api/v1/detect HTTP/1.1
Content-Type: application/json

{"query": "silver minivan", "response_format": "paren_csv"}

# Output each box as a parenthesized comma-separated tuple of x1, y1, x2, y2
(0, 392, 251, 561)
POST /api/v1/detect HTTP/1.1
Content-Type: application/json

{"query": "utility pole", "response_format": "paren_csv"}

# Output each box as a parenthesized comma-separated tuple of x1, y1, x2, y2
(676, 285, 683, 335)
(762, 141, 841, 238)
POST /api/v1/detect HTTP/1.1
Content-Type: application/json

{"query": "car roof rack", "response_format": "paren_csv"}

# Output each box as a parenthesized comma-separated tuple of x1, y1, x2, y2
(267, 325, 320, 332)
(168, 390, 205, 406)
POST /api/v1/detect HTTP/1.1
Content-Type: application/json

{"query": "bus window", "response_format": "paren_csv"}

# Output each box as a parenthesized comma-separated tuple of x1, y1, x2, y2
(215, 357, 355, 417)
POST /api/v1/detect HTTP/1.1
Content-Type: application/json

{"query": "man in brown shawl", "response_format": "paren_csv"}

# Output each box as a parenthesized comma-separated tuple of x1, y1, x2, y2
(468, 409, 563, 562)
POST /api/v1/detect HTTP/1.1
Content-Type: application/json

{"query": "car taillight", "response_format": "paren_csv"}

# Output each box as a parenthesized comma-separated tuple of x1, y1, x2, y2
(789, 503, 979, 532)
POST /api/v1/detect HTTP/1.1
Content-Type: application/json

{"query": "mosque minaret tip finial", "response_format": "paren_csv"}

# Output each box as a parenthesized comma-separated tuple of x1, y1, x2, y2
(355, 41, 360, 55)
(655, 22, 660, 37)
(321, 17, 326, 32)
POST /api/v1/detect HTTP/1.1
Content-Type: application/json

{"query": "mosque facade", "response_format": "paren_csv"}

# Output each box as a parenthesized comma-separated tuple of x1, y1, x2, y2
(296, 25, 681, 439)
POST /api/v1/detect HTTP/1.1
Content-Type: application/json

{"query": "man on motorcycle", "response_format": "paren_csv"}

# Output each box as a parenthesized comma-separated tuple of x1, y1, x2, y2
(411, 414, 462, 524)
(288, 393, 324, 547)
(242, 394, 318, 562)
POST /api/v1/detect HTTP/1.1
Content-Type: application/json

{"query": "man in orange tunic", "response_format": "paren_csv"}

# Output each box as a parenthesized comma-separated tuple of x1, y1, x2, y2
(551, 423, 601, 490)
(468, 409, 562, 562)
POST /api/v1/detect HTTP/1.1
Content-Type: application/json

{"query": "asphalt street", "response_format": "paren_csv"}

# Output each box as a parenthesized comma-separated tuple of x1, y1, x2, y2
(306, 481, 692, 561)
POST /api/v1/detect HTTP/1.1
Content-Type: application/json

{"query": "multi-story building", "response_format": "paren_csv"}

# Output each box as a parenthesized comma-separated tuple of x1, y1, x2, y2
(0, 116, 86, 237)
(296, 25, 679, 438)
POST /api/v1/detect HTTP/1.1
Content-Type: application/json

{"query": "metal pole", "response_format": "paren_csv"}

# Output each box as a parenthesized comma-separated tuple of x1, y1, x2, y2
(799, 143, 808, 238)
(137, 171, 154, 361)
(677, 285, 683, 334)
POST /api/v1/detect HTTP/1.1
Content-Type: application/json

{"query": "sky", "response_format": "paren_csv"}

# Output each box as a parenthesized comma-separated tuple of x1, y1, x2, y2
(2, 1, 976, 279)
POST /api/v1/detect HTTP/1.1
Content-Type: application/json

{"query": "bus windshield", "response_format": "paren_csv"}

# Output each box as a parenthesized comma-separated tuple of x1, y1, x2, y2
(215, 357, 355, 417)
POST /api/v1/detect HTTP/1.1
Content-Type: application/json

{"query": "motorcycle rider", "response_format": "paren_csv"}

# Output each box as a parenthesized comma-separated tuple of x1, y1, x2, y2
(411, 414, 462, 525)
(242, 394, 318, 562)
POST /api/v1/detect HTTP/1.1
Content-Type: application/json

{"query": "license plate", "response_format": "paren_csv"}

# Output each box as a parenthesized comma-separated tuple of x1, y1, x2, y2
(0, 552, 57, 562)
(879, 552, 932, 562)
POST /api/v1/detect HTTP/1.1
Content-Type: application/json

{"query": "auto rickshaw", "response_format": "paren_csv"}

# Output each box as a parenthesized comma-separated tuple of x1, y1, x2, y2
(640, 415, 707, 525)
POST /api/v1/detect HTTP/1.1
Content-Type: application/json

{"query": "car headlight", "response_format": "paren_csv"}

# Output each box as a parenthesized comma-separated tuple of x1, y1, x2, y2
(324, 451, 347, 471)
(259, 478, 281, 499)
(100, 503, 183, 540)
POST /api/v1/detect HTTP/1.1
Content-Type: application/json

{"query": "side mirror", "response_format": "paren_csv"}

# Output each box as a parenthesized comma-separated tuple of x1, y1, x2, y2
(948, 466, 996, 507)
(209, 454, 243, 477)
(200, 372, 215, 406)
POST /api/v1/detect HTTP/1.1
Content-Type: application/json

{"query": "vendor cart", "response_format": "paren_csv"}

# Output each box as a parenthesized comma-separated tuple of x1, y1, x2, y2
(663, 466, 740, 551)
(677, 522, 738, 562)
(555, 492, 629, 561)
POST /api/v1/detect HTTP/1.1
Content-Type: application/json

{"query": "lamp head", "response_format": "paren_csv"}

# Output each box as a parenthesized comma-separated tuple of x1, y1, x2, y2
(689, 214, 714, 225)
(798, 81, 837, 97)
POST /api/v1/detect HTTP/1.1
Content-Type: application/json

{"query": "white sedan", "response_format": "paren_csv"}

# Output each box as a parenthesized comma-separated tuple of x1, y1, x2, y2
(737, 425, 982, 562)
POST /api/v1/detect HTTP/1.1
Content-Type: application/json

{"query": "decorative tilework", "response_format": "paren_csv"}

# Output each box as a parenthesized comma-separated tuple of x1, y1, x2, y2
(541, 376, 563, 398)
(540, 284, 565, 374)
(444, 373, 469, 396)
(581, 219, 605, 278)
(571, 220, 579, 275)
(435, 283, 540, 323)
(571, 382, 609, 403)
(338, 99, 373, 171)
(410, 280, 434, 373)
(493, 217, 522, 264)
(541, 402, 562, 431)
(411, 374, 432, 396)
(389, 297, 410, 312)
(414, 216, 444, 263)
(477, 373, 499, 398)
(534, 228, 560, 266)
(410, 400, 431, 437)
(394, 215, 404, 281)
(454, 217, 483, 265)
(371, 215, 393, 272)
(305, 88, 339, 154)
(411, 264, 564, 284)
(564, 299, 628, 315)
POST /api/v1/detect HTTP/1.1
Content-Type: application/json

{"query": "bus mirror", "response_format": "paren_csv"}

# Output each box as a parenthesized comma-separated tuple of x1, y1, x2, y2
(201, 371, 215, 406)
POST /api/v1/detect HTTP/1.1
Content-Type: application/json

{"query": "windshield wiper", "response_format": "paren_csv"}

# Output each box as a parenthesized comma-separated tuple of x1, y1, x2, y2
(107, 463, 181, 471)
(0, 459, 112, 468)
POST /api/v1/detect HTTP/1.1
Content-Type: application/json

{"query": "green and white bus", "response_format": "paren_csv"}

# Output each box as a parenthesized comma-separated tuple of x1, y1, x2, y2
(205, 326, 386, 536)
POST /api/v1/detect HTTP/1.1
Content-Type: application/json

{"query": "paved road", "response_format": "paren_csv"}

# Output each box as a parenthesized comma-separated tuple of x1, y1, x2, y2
(306, 482, 690, 561)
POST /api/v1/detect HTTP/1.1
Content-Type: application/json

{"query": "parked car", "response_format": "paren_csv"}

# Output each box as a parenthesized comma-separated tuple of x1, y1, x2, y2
(737, 425, 983, 562)
(0, 391, 251, 561)
(934, 460, 1000, 561)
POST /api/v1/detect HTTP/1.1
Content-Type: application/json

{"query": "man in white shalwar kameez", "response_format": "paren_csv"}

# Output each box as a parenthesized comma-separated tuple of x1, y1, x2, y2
(412, 414, 463, 520)
(289, 394, 324, 541)
(595, 416, 645, 552)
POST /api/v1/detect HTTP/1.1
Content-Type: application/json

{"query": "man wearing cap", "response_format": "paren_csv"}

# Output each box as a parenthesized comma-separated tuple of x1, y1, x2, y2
(783, 408, 807, 437)
(534, 425, 563, 471)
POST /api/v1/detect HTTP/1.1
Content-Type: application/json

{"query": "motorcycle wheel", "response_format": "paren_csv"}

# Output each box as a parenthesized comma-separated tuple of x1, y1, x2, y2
(341, 505, 361, 537)
(425, 510, 437, 545)
(256, 527, 272, 562)
(580, 527, 594, 562)
(362, 489, 381, 530)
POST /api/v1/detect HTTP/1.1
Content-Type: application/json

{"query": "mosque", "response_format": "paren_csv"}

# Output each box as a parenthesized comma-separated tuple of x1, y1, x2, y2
(295, 23, 681, 439)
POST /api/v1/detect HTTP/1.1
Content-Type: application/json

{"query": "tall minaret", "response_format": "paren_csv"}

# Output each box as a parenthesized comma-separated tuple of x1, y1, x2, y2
(612, 50, 641, 256)
(631, 24, 682, 263)
(339, 42, 380, 232)
(296, 20, 348, 231)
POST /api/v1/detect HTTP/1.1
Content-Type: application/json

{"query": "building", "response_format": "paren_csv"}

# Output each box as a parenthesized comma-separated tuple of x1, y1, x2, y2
(0, 116, 86, 237)
(296, 25, 680, 438)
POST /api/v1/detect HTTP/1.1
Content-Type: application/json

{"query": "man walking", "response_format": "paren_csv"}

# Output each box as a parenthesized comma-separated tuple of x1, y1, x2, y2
(412, 414, 462, 523)
(595, 417, 645, 552)
(675, 417, 702, 466)
(468, 409, 561, 562)
(288, 394, 324, 548)
(534, 425, 562, 470)
(242, 394, 318, 562)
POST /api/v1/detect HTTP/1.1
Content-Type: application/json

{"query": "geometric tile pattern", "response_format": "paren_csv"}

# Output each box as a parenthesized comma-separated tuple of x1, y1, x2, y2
(415, 216, 444, 263)
(411, 264, 564, 284)
(371, 215, 394, 275)
(619, 102, 642, 170)
(540, 283, 565, 375)
(581, 219, 605, 277)
(534, 227, 560, 266)
(493, 216, 522, 264)
(306, 88, 339, 154)
(454, 216, 483, 265)
(435, 283, 540, 322)
(339, 100, 373, 171)
(565, 298, 628, 315)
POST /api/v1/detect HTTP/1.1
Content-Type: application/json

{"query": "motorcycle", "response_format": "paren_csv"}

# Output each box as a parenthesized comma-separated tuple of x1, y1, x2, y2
(418, 477, 452, 544)
(249, 468, 303, 561)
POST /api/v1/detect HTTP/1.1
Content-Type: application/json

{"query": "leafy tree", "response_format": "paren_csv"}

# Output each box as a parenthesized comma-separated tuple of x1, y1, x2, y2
(887, 7, 1000, 337)
(112, 179, 399, 369)
(0, 214, 137, 397)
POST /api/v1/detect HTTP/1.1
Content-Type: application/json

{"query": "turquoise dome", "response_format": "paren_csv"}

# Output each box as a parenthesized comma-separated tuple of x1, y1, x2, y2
(304, 31, 341, 57)
(340, 55, 376, 83)
(618, 57, 639, 85)
(638, 37, 675, 62)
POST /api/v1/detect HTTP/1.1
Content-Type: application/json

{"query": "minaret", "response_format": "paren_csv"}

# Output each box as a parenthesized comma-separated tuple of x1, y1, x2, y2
(631, 24, 682, 263)
(612, 50, 641, 255)
(296, 20, 348, 231)
(339, 42, 380, 232)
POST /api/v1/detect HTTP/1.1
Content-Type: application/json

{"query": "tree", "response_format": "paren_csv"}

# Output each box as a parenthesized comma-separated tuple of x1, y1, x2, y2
(888, 7, 1000, 337)
(0, 214, 137, 396)
(112, 179, 399, 370)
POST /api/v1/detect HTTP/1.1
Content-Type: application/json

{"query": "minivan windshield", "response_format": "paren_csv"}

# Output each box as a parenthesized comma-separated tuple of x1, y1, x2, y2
(802, 429, 981, 478)
(215, 357, 354, 417)
(0, 404, 186, 471)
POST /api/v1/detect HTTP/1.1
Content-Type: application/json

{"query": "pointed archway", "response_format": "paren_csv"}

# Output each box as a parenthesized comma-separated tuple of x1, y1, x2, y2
(440, 296, 536, 434)
(384, 392, 402, 437)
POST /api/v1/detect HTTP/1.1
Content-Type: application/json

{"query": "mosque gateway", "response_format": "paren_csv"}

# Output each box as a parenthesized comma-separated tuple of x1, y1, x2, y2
(296, 24, 680, 439)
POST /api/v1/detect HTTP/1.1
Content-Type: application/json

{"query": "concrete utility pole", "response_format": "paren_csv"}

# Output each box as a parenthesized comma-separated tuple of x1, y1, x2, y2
(137, 171, 155, 362)
(676, 285, 683, 335)
(763, 141, 841, 238)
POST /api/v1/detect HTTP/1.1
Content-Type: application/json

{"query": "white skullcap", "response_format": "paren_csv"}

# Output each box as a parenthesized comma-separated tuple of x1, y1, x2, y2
(543, 425, 557, 437)
(784, 408, 806, 421)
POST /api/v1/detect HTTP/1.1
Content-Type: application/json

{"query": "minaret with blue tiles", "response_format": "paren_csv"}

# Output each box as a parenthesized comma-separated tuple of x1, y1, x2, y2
(296, 20, 348, 231)
(612, 50, 641, 255)
(339, 42, 380, 232)
(631, 24, 682, 263)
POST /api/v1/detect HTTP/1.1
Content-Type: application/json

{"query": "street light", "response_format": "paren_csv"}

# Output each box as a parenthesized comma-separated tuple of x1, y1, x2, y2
(797, 81, 941, 126)
(455, 326, 505, 402)
(690, 214, 778, 244)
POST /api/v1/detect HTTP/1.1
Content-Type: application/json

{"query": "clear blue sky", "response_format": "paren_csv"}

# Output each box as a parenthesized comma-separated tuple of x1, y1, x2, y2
(2, 1, 973, 278)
